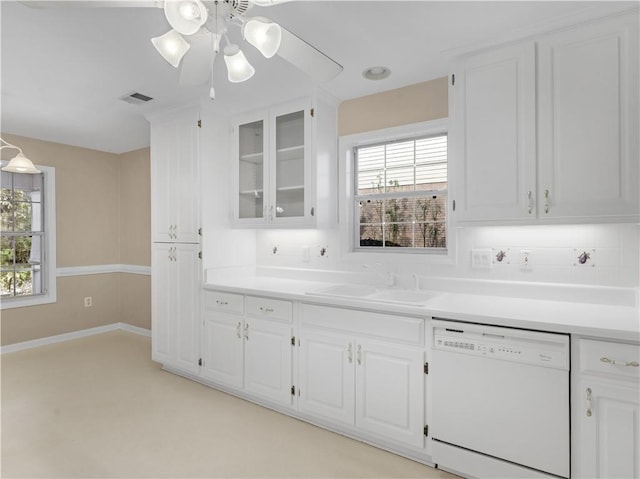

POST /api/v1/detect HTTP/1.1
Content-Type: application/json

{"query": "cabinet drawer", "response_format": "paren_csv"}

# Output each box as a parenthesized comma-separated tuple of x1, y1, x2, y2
(246, 296, 292, 322)
(580, 339, 640, 381)
(203, 290, 244, 315)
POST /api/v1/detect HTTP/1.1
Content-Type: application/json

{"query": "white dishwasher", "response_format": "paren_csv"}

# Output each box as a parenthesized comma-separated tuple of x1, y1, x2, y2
(431, 319, 570, 479)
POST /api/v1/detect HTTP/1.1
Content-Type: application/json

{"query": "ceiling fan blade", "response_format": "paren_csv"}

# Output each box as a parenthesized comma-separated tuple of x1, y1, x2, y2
(19, 1, 162, 8)
(277, 26, 343, 83)
(179, 33, 214, 87)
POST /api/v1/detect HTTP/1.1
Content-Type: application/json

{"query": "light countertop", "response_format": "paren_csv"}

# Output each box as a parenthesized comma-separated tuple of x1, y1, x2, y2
(203, 276, 640, 343)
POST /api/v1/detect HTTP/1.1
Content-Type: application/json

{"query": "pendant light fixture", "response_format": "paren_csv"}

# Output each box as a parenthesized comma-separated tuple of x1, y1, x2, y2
(152, 0, 283, 94)
(151, 29, 191, 67)
(223, 43, 255, 83)
(0, 138, 41, 174)
(242, 17, 282, 58)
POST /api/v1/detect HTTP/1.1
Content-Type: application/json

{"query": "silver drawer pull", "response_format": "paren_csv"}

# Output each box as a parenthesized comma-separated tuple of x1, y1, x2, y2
(600, 357, 639, 367)
(586, 387, 592, 417)
(216, 300, 229, 306)
(259, 307, 274, 313)
(347, 343, 353, 363)
(236, 321, 242, 339)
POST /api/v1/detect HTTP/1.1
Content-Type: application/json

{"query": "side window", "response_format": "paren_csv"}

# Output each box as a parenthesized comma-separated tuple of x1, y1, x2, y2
(355, 133, 448, 251)
(1, 169, 47, 299)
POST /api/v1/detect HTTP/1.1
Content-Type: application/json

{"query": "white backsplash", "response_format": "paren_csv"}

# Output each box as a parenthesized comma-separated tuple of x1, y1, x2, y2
(255, 224, 639, 293)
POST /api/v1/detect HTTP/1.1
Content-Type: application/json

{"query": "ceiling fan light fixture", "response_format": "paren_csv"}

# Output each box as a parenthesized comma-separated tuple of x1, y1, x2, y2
(243, 17, 282, 58)
(224, 44, 255, 83)
(152, 29, 191, 67)
(164, 0, 207, 36)
(362, 66, 391, 81)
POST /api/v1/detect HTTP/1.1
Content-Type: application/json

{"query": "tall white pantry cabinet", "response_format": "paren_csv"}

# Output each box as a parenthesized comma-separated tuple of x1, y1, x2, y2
(149, 107, 201, 375)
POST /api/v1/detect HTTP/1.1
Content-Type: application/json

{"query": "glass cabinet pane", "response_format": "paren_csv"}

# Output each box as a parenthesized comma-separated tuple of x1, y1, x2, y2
(275, 110, 304, 218)
(238, 120, 265, 219)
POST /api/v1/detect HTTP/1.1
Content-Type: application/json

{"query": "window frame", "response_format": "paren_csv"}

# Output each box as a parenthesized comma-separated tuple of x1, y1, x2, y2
(1, 163, 56, 309)
(338, 119, 455, 263)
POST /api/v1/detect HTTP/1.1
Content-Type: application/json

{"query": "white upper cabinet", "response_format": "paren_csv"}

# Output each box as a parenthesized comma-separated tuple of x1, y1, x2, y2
(452, 11, 639, 224)
(150, 107, 200, 243)
(451, 42, 536, 221)
(538, 14, 639, 221)
(232, 94, 337, 228)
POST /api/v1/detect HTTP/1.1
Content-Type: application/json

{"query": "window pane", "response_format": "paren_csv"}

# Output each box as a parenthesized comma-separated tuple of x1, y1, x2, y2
(12, 199, 33, 232)
(1, 235, 14, 267)
(13, 268, 33, 296)
(359, 198, 385, 225)
(360, 224, 383, 247)
(385, 141, 415, 168)
(416, 221, 447, 248)
(1, 189, 14, 232)
(385, 223, 414, 247)
(0, 271, 15, 297)
(385, 197, 411, 224)
(358, 170, 385, 195)
(386, 168, 415, 190)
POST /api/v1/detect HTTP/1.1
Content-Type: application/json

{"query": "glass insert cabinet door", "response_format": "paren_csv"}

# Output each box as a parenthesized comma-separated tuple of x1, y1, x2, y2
(234, 100, 311, 226)
(272, 109, 305, 219)
(237, 118, 266, 220)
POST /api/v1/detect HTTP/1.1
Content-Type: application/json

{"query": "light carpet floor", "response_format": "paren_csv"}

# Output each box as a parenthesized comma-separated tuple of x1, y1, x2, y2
(1, 330, 458, 478)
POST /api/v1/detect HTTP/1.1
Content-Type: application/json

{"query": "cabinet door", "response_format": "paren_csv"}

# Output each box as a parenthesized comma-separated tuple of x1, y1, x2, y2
(172, 243, 200, 374)
(355, 339, 425, 447)
(298, 329, 355, 426)
(174, 115, 200, 243)
(151, 243, 174, 365)
(578, 378, 640, 478)
(538, 15, 639, 221)
(452, 42, 536, 221)
(151, 109, 200, 242)
(234, 111, 268, 225)
(269, 99, 313, 226)
(151, 120, 176, 242)
(244, 317, 293, 406)
(151, 243, 200, 372)
(201, 312, 244, 389)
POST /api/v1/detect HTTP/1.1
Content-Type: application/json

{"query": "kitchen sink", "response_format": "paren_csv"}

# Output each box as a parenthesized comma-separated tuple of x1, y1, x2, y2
(370, 289, 438, 304)
(307, 284, 438, 305)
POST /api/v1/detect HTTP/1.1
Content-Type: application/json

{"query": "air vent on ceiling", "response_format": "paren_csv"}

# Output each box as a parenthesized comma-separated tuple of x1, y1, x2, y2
(119, 92, 154, 105)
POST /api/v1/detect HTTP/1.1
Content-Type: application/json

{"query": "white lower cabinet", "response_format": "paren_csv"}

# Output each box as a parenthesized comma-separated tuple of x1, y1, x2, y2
(151, 243, 200, 374)
(201, 291, 294, 408)
(298, 304, 426, 449)
(574, 338, 640, 479)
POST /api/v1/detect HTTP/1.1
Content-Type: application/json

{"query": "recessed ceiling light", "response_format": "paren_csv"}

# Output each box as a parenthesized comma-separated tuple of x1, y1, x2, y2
(362, 66, 391, 80)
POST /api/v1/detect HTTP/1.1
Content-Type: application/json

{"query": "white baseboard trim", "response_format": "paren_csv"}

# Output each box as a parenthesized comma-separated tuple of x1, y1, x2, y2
(56, 264, 151, 277)
(1, 323, 151, 354)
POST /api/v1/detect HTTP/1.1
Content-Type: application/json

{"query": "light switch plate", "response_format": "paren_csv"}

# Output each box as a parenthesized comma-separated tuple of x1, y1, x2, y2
(471, 249, 492, 269)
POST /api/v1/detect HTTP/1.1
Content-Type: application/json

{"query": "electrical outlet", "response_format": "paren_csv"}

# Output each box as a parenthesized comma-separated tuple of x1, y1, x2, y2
(471, 249, 492, 269)
(84, 296, 92, 308)
(520, 250, 532, 270)
(301, 246, 310, 263)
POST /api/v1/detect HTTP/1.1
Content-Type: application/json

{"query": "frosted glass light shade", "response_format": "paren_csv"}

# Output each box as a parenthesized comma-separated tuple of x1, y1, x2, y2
(152, 30, 191, 68)
(224, 44, 255, 83)
(244, 18, 282, 58)
(164, 0, 207, 36)
(1, 153, 41, 174)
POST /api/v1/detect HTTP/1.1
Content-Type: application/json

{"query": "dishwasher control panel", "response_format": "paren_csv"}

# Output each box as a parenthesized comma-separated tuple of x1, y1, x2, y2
(432, 320, 569, 370)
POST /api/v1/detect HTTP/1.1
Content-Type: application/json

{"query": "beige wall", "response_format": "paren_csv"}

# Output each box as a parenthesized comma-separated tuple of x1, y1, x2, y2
(338, 77, 448, 136)
(1, 134, 151, 346)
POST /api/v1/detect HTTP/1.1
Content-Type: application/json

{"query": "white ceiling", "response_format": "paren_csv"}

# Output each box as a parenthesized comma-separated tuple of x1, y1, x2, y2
(1, 0, 635, 154)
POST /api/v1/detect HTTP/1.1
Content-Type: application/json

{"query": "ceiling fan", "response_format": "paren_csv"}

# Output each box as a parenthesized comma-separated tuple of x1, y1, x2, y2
(20, 0, 344, 99)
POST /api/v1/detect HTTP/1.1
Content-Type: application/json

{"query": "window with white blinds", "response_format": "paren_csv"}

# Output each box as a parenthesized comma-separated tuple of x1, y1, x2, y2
(355, 134, 447, 250)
